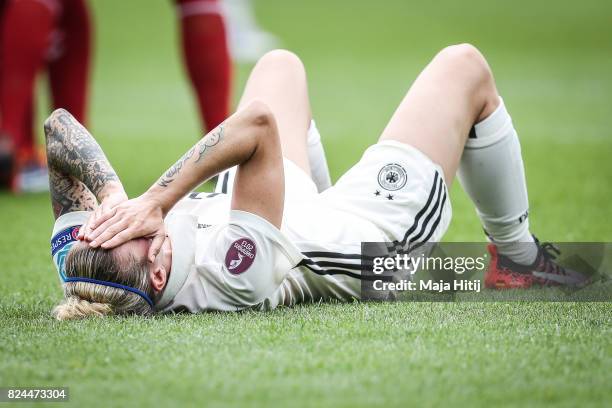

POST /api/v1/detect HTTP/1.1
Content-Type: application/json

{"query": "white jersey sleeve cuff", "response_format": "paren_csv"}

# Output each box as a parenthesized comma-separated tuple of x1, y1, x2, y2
(229, 210, 303, 266)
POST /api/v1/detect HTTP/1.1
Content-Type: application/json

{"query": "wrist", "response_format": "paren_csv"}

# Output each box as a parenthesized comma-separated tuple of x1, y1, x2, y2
(142, 188, 172, 216)
(98, 182, 126, 202)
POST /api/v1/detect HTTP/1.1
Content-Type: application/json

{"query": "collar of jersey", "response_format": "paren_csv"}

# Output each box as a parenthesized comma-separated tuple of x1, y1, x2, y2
(155, 213, 197, 310)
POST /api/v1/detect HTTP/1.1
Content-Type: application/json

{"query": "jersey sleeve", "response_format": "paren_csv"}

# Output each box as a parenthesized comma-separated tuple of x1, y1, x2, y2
(50, 211, 90, 283)
(196, 210, 304, 310)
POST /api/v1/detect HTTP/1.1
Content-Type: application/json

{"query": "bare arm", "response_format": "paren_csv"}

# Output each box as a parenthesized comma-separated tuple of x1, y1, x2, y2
(44, 109, 126, 219)
(86, 100, 284, 258)
(150, 100, 284, 222)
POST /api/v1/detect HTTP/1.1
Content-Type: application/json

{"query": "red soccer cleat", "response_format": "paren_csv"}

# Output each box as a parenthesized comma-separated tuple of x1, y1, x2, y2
(484, 241, 590, 289)
(485, 244, 535, 289)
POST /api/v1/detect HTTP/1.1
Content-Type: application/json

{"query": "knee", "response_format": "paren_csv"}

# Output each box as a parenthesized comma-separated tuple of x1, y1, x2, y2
(436, 43, 493, 86)
(256, 49, 306, 76)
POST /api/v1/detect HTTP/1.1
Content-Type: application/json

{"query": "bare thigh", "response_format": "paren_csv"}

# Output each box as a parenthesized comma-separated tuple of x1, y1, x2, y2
(379, 44, 499, 184)
(237, 50, 312, 174)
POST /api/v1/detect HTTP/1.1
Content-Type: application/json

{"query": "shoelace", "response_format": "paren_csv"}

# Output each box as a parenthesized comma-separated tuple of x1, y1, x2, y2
(539, 242, 566, 275)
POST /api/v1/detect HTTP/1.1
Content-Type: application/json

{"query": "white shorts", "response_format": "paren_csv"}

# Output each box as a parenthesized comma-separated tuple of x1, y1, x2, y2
(319, 140, 452, 248)
(217, 140, 452, 248)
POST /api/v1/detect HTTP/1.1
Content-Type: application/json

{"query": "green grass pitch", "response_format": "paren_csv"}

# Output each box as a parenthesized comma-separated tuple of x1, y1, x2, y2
(1, 0, 611, 406)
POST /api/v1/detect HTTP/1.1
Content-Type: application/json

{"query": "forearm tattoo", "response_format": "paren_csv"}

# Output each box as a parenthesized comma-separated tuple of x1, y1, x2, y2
(49, 167, 97, 217)
(156, 123, 225, 187)
(156, 146, 196, 188)
(44, 109, 120, 217)
(196, 123, 223, 162)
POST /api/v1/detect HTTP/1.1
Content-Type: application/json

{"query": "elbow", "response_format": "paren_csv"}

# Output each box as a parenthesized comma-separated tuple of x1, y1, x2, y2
(245, 99, 276, 128)
(43, 108, 70, 140)
(244, 99, 279, 142)
(43, 108, 72, 166)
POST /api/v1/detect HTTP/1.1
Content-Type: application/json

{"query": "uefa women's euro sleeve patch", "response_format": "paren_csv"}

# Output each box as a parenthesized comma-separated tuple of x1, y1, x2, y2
(205, 210, 303, 309)
(51, 225, 81, 282)
(224, 238, 257, 275)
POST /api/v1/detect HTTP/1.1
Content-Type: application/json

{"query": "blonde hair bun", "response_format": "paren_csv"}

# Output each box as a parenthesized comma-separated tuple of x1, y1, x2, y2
(53, 296, 112, 321)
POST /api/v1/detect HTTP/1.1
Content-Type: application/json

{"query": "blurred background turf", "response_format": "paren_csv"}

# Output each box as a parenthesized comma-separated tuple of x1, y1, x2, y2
(1, 0, 611, 406)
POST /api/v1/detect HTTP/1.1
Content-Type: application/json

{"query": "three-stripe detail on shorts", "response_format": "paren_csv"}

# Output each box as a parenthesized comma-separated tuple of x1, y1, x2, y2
(297, 170, 447, 280)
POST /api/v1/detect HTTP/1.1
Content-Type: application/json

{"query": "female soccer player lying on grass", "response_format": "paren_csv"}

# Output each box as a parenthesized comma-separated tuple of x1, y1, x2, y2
(47, 46, 587, 319)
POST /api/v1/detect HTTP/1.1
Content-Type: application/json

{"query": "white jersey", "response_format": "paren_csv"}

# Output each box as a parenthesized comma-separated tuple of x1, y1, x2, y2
(50, 141, 452, 313)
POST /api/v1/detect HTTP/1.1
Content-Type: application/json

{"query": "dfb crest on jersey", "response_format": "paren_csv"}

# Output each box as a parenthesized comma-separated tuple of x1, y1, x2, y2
(377, 163, 407, 191)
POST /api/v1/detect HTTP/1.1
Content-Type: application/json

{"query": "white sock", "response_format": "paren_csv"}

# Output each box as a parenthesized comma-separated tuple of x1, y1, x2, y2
(457, 98, 538, 265)
(307, 120, 332, 192)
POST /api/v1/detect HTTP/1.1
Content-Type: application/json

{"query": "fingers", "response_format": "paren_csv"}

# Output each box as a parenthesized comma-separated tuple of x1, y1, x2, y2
(85, 207, 117, 241)
(87, 212, 121, 243)
(78, 216, 91, 240)
(99, 228, 138, 249)
(89, 219, 129, 247)
(80, 207, 102, 240)
(148, 232, 166, 263)
(80, 196, 165, 250)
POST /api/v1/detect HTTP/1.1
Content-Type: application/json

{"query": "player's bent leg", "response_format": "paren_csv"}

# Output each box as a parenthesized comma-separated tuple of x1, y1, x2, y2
(48, 0, 92, 125)
(0, 0, 60, 192)
(379, 45, 589, 288)
(316, 45, 499, 253)
(379, 43, 499, 185)
(175, 0, 231, 132)
(237, 49, 312, 175)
